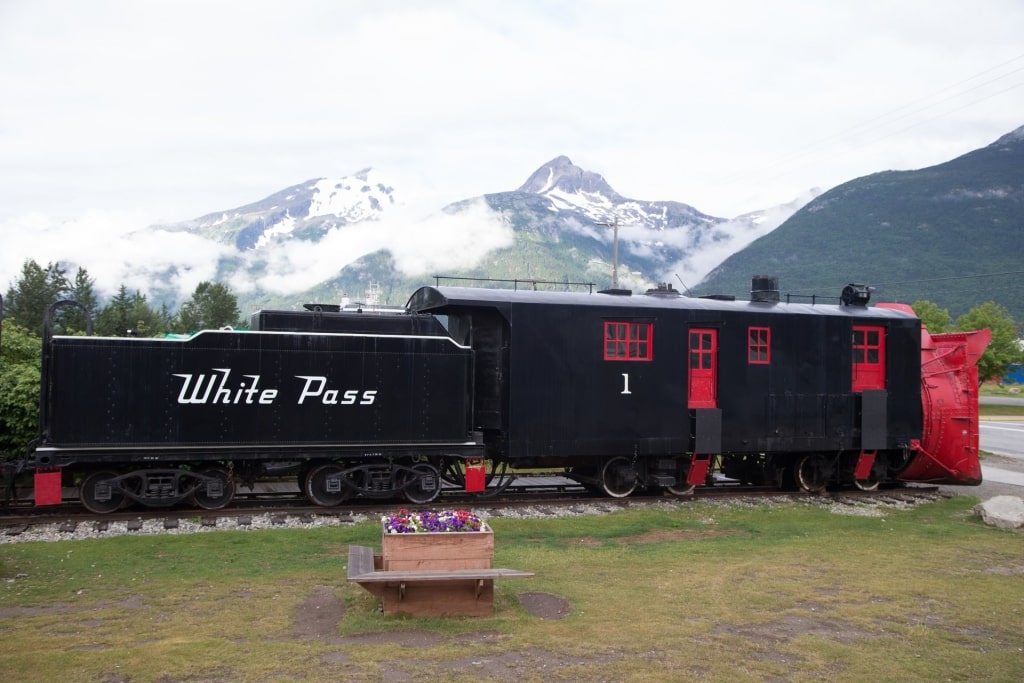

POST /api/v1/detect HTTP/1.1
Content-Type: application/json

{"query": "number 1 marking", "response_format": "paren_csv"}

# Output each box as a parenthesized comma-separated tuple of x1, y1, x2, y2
(621, 373, 631, 395)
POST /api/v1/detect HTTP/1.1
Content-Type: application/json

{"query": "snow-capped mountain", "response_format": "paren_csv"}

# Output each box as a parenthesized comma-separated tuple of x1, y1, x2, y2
(173, 168, 396, 250)
(138, 158, 811, 311)
(476, 156, 807, 293)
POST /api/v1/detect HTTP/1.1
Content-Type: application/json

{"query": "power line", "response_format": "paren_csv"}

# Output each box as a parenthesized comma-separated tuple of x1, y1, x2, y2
(716, 52, 1024, 187)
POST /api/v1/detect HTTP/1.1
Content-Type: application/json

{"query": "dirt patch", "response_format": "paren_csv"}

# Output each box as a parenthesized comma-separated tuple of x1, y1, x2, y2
(619, 528, 741, 544)
(0, 595, 146, 619)
(714, 614, 882, 646)
(430, 646, 621, 681)
(340, 629, 447, 648)
(292, 585, 345, 641)
(517, 591, 571, 619)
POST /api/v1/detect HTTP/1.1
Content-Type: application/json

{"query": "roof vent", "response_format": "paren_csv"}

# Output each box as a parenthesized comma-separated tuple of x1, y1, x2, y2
(750, 275, 780, 303)
(645, 283, 681, 297)
(840, 284, 873, 306)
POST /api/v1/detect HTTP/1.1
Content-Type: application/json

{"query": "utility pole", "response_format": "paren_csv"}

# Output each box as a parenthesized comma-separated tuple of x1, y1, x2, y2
(596, 216, 621, 288)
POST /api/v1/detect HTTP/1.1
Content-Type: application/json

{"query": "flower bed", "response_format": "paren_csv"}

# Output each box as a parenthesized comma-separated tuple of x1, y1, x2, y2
(382, 509, 487, 534)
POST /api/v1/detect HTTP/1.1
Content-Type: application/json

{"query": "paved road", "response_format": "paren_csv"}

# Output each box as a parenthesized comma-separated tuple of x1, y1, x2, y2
(980, 396, 1024, 407)
(980, 420, 1024, 459)
(973, 418, 1024, 495)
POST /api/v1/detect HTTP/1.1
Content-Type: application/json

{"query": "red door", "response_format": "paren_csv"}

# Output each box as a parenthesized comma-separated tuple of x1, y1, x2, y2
(852, 325, 886, 392)
(688, 328, 718, 408)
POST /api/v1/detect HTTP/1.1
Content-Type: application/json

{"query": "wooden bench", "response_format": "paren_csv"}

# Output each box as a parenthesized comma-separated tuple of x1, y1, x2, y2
(346, 545, 533, 617)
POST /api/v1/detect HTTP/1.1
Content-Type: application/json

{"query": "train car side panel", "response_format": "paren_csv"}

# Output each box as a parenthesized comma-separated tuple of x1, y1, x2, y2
(39, 330, 474, 456)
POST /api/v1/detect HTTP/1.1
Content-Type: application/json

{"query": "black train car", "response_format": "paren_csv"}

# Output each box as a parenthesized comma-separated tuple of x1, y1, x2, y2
(31, 314, 481, 512)
(407, 283, 923, 496)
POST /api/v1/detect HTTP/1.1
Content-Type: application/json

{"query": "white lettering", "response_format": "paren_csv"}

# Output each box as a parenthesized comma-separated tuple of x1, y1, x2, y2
(212, 367, 233, 403)
(173, 370, 374, 407)
(621, 373, 632, 395)
(294, 376, 377, 406)
(296, 375, 327, 404)
(173, 373, 217, 404)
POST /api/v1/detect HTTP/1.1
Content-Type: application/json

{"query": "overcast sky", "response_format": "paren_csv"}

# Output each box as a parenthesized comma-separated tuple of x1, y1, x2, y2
(2, 0, 1023, 295)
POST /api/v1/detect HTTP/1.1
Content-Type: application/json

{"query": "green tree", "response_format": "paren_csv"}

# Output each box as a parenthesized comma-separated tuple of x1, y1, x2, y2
(911, 300, 953, 334)
(95, 285, 168, 337)
(61, 267, 99, 334)
(3, 260, 69, 335)
(0, 320, 42, 456)
(954, 301, 1024, 383)
(175, 281, 241, 332)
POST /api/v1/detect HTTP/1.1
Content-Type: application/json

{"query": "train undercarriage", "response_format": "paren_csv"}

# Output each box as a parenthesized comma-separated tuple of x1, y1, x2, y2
(43, 446, 921, 515)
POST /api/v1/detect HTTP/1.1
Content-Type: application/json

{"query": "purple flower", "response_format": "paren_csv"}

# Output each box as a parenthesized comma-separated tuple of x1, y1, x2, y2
(382, 509, 485, 533)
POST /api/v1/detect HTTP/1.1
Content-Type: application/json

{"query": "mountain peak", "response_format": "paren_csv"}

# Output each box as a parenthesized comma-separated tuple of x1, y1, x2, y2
(517, 156, 621, 199)
(993, 124, 1024, 146)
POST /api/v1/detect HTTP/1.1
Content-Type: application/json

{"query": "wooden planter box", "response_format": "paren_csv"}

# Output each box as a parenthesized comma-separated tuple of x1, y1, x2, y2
(382, 524, 494, 571)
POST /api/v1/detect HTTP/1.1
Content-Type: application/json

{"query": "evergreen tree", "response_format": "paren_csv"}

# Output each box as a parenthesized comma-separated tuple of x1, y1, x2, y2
(3, 260, 69, 335)
(95, 285, 134, 337)
(61, 267, 99, 334)
(175, 281, 241, 332)
(95, 285, 167, 337)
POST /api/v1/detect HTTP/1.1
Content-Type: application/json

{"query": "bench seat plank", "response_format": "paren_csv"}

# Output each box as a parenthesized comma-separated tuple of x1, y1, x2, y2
(346, 544, 533, 616)
(351, 567, 534, 582)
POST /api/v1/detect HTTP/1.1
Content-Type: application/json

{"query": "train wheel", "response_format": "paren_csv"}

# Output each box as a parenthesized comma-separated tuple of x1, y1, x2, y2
(305, 463, 353, 507)
(600, 456, 637, 498)
(853, 470, 881, 491)
(80, 471, 125, 514)
(796, 455, 828, 493)
(665, 456, 695, 496)
(402, 463, 441, 504)
(191, 467, 236, 510)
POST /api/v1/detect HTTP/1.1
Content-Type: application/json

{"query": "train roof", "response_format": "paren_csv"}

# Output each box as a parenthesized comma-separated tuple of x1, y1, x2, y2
(406, 286, 920, 321)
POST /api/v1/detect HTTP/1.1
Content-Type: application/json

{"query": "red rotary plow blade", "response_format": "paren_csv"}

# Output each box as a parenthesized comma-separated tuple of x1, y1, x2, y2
(877, 304, 991, 485)
(907, 327, 990, 484)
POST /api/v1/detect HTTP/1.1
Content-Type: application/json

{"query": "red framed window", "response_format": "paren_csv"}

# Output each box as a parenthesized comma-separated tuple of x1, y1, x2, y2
(852, 325, 885, 391)
(748, 327, 770, 364)
(604, 322, 653, 361)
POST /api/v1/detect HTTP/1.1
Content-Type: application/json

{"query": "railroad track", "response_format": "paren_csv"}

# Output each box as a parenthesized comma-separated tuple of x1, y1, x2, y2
(1, 480, 946, 540)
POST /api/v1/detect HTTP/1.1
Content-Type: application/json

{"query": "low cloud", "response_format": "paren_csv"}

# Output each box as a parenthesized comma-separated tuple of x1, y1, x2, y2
(0, 210, 233, 299)
(238, 199, 513, 294)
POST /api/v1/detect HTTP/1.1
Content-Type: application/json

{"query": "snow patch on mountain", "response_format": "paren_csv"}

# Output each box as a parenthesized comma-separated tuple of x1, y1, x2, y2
(253, 214, 297, 249)
(306, 171, 395, 221)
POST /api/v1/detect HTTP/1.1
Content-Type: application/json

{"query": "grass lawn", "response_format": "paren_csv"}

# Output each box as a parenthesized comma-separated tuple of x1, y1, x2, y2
(2, 496, 1022, 682)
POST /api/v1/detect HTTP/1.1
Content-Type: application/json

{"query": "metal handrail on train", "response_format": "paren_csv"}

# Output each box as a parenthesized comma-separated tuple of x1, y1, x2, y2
(433, 275, 597, 293)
